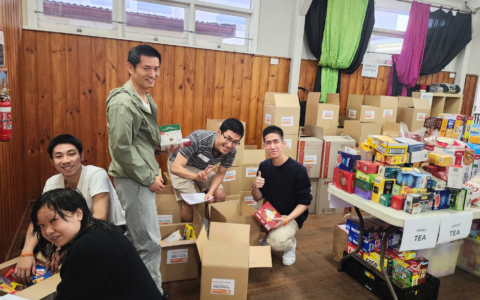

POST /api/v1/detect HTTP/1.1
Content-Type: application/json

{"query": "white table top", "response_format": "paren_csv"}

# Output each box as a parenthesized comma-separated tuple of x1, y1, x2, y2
(328, 184, 480, 227)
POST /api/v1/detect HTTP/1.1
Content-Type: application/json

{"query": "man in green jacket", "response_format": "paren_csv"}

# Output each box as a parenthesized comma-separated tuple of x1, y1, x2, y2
(107, 45, 175, 299)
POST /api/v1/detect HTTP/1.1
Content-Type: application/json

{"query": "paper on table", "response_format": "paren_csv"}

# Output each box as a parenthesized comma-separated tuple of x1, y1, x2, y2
(1, 295, 30, 300)
(437, 211, 473, 244)
(399, 216, 441, 252)
(181, 193, 206, 205)
(329, 193, 354, 208)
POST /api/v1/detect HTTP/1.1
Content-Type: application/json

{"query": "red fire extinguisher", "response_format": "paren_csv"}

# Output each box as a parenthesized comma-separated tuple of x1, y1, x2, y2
(0, 91, 12, 142)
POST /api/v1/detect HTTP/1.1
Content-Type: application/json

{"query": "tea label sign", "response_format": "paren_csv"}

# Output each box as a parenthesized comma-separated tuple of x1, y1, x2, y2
(399, 216, 441, 251)
(437, 212, 473, 244)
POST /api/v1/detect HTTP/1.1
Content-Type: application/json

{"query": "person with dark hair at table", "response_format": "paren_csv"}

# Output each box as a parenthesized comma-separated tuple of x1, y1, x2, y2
(31, 188, 163, 300)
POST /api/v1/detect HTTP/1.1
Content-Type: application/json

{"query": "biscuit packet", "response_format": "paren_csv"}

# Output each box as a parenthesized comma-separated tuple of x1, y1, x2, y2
(161, 230, 183, 243)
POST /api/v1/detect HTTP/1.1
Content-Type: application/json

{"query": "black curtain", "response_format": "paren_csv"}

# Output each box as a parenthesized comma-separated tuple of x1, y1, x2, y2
(344, 0, 375, 74)
(420, 9, 472, 75)
(305, 0, 328, 92)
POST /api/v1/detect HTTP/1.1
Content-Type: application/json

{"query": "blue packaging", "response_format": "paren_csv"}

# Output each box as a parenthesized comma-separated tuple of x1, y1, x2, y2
(431, 190, 451, 210)
(348, 231, 381, 253)
(467, 143, 480, 152)
(392, 137, 425, 152)
(346, 218, 378, 239)
(336, 151, 361, 172)
(408, 173, 431, 189)
(396, 171, 415, 186)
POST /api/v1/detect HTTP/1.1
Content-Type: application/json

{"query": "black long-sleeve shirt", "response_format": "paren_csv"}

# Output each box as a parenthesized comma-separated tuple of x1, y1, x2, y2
(56, 225, 162, 300)
(258, 158, 312, 229)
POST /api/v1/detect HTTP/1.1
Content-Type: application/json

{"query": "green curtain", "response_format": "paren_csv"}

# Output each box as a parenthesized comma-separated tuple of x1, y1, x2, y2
(319, 0, 368, 103)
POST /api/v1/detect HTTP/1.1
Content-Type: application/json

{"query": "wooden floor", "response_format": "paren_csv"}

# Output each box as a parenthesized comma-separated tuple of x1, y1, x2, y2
(9, 206, 480, 299)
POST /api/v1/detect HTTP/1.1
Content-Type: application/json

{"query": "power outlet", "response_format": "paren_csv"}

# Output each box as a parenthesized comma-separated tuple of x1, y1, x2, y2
(270, 58, 279, 65)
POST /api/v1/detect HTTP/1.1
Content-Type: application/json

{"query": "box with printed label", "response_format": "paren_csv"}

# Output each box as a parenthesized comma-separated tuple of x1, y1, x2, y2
(372, 177, 395, 203)
(360, 149, 374, 161)
(355, 186, 373, 200)
(433, 147, 474, 181)
(240, 150, 265, 191)
(207, 119, 246, 167)
(346, 241, 365, 257)
(345, 94, 364, 121)
(336, 151, 361, 172)
(348, 231, 381, 253)
(391, 195, 405, 210)
(239, 191, 263, 207)
(423, 116, 443, 138)
(445, 119, 456, 138)
(197, 222, 272, 300)
(380, 194, 392, 207)
(392, 137, 425, 152)
(156, 186, 182, 224)
(364, 95, 399, 124)
(452, 115, 465, 139)
(396, 97, 431, 131)
(405, 193, 434, 214)
(368, 135, 398, 149)
(346, 218, 378, 239)
(378, 165, 400, 179)
(376, 141, 409, 157)
(391, 259, 419, 288)
(160, 210, 202, 282)
(408, 150, 429, 163)
(309, 179, 318, 213)
(297, 125, 324, 178)
(211, 200, 261, 245)
(449, 188, 466, 211)
(464, 116, 475, 140)
(345, 94, 381, 123)
(392, 184, 402, 196)
(333, 167, 356, 194)
(431, 190, 450, 210)
(355, 160, 378, 174)
(356, 170, 377, 183)
(355, 177, 373, 192)
(262, 92, 300, 135)
(408, 173, 431, 189)
(320, 136, 356, 179)
(343, 120, 382, 146)
(221, 166, 242, 196)
(363, 252, 389, 272)
(400, 186, 427, 197)
(386, 155, 408, 165)
(429, 177, 446, 191)
(305, 92, 340, 130)
(447, 165, 463, 189)
(464, 187, 474, 210)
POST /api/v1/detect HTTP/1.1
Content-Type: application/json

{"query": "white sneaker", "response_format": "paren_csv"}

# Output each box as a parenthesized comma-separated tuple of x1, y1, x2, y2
(259, 237, 268, 246)
(282, 237, 296, 266)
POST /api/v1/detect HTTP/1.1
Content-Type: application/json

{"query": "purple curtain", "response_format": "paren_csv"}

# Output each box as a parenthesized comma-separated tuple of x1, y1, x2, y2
(387, 1, 430, 96)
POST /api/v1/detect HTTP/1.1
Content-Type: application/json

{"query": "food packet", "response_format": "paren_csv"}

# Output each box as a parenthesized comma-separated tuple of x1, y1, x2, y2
(183, 224, 196, 240)
(30, 266, 52, 286)
(11, 282, 27, 291)
(161, 230, 183, 243)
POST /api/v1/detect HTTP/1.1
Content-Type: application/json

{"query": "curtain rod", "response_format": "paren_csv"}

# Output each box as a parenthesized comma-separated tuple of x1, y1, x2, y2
(395, 0, 473, 14)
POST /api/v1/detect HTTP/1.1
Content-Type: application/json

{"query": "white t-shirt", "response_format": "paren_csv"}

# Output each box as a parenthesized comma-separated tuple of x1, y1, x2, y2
(43, 165, 126, 226)
(134, 89, 152, 113)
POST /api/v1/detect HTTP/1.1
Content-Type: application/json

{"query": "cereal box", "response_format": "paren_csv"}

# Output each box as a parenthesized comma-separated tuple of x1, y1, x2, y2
(355, 160, 378, 174)
(254, 201, 280, 231)
(391, 259, 419, 288)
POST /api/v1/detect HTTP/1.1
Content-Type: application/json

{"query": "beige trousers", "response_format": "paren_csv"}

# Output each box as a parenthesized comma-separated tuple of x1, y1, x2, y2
(266, 215, 299, 252)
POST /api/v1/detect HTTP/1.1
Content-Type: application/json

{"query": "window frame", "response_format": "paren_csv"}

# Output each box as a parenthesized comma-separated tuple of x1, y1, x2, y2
(22, 0, 260, 53)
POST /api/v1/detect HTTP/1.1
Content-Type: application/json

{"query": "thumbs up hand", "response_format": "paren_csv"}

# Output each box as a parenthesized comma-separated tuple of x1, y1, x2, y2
(254, 171, 265, 189)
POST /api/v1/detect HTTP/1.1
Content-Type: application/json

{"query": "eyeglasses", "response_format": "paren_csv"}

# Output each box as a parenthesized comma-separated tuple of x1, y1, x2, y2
(222, 133, 241, 147)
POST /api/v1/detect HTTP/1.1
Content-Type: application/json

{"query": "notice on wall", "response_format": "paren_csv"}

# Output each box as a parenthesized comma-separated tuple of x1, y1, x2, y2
(437, 212, 473, 244)
(399, 216, 441, 251)
(361, 63, 379, 78)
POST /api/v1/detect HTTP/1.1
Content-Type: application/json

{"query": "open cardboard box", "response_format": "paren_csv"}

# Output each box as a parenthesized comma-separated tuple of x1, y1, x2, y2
(207, 119, 246, 167)
(210, 201, 261, 246)
(396, 97, 431, 131)
(382, 122, 402, 137)
(221, 166, 242, 196)
(305, 93, 340, 129)
(364, 95, 398, 124)
(262, 92, 300, 135)
(155, 185, 182, 224)
(297, 125, 324, 178)
(159, 210, 202, 282)
(196, 222, 272, 300)
(343, 120, 382, 146)
(0, 257, 61, 299)
(345, 94, 380, 123)
(239, 191, 263, 207)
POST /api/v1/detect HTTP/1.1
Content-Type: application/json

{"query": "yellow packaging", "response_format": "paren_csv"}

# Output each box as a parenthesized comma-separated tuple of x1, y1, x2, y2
(435, 154, 452, 167)
(372, 177, 396, 203)
(439, 118, 449, 137)
(364, 252, 388, 271)
(376, 152, 386, 163)
(401, 167, 421, 172)
(469, 136, 480, 145)
(453, 116, 463, 139)
(400, 186, 428, 197)
(428, 153, 438, 164)
(361, 142, 372, 151)
(184, 224, 196, 240)
(386, 155, 408, 165)
(403, 250, 416, 260)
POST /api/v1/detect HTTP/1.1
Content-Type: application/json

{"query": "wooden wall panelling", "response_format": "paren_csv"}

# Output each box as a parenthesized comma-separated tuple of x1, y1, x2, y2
(212, 51, 225, 120)
(461, 75, 478, 116)
(193, 49, 206, 132)
(183, 47, 196, 136)
(203, 50, 216, 122)
(231, 53, 244, 120)
(247, 57, 261, 146)
(298, 60, 308, 101)
(256, 57, 270, 148)
(173, 46, 185, 128)
(221, 52, 234, 119)
(92, 37, 107, 169)
(462, 75, 472, 114)
(104, 38, 117, 168)
(239, 54, 253, 125)
(78, 36, 93, 166)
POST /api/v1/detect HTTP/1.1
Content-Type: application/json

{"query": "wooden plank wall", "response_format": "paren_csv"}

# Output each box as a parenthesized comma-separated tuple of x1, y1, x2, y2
(18, 30, 291, 200)
(461, 75, 478, 116)
(0, 0, 26, 261)
(298, 61, 459, 117)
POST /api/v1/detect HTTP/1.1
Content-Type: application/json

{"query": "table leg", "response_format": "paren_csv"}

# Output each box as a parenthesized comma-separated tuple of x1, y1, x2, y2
(338, 206, 364, 272)
(379, 225, 400, 300)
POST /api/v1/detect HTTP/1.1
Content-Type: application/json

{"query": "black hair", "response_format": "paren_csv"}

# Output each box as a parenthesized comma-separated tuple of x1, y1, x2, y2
(47, 134, 83, 159)
(219, 118, 244, 139)
(262, 125, 284, 142)
(128, 44, 162, 70)
(31, 188, 111, 261)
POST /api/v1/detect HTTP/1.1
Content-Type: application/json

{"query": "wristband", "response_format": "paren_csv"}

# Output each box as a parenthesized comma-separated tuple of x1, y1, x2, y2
(195, 174, 198, 181)
(284, 217, 289, 226)
(20, 253, 34, 257)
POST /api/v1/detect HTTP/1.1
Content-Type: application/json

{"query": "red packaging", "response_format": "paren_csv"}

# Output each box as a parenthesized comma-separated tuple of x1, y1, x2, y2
(423, 165, 438, 173)
(346, 241, 365, 257)
(374, 161, 388, 166)
(432, 170, 448, 181)
(355, 160, 379, 174)
(437, 166, 447, 172)
(425, 144, 434, 151)
(391, 195, 405, 210)
(254, 201, 280, 232)
(333, 167, 356, 193)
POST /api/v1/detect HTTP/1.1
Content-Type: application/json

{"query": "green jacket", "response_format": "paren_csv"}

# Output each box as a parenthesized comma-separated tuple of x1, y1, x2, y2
(106, 81, 161, 186)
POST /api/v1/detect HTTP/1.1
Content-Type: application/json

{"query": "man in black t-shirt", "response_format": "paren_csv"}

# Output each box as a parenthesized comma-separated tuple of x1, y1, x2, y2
(252, 126, 312, 266)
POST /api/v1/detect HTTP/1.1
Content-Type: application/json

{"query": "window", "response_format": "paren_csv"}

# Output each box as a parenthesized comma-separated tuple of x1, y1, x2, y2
(24, 0, 259, 53)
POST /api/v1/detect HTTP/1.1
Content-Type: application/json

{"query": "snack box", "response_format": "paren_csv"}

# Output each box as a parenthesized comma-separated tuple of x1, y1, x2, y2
(408, 150, 429, 164)
(387, 155, 408, 165)
(355, 160, 379, 174)
(376, 141, 409, 156)
(378, 165, 400, 179)
(407, 258, 429, 285)
(348, 231, 381, 253)
(361, 142, 372, 151)
(429, 153, 453, 167)
(363, 252, 388, 272)
(445, 119, 456, 138)
(372, 177, 395, 203)
(393, 137, 425, 152)
(346, 241, 365, 257)
(346, 218, 378, 239)
(464, 116, 475, 140)
(379, 194, 392, 207)
(405, 193, 434, 214)
(449, 188, 466, 211)
(158, 124, 193, 151)
(392, 184, 402, 196)
(396, 171, 416, 186)
(368, 135, 398, 149)
(391, 195, 405, 210)
(447, 165, 463, 189)
(333, 167, 356, 193)
(386, 248, 416, 261)
(355, 170, 377, 183)
(391, 259, 419, 288)
(431, 190, 451, 210)
(429, 177, 446, 191)
(336, 151, 361, 172)
(432, 170, 448, 182)
(375, 152, 387, 163)
(355, 186, 372, 200)
(400, 186, 427, 197)
(408, 173, 431, 189)
(464, 187, 474, 210)
(360, 149, 374, 162)
(423, 165, 438, 174)
(355, 177, 373, 192)
(254, 201, 280, 231)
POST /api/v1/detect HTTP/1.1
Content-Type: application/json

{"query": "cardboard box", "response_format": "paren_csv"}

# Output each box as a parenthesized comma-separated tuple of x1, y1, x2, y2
(345, 94, 364, 120)
(309, 179, 318, 213)
(207, 119, 246, 167)
(320, 135, 356, 179)
(305, 92, 340, 129)
(392, 137, 425, 152)
(239, 190, 262, 207)
(376, 141, 409, 157)
(197, 222, 272, 300)
(222, 166, 242, 196)
(408, 150, 429, 163)
(160, 210, 202, 282)
(343, 120, 382, 147)
(297, 125, 324, 178)
(316, 178, 346, 215)
(396, 97, 431, 131)
(241, 150, 265, 191)
(263, 92, 300, 135)
(156, 188, 182, 224)
(345, 94, 381, 123)
(364, 95, 399, 124)
(210, 200, 261, 245)
(383, 122, 402, 137)
(0, 257, 61, 299)
(332, 223, 348, 263)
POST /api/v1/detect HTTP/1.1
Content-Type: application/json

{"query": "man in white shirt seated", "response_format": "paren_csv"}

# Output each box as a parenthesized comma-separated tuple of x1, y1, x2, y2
(15, 134, 126, 284)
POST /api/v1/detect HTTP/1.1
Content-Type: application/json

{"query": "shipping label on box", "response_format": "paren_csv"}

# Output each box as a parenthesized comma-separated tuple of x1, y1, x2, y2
(265, 114, 271, 124)
(167, 249, 189, 264)
(158, 215, 173, 224)
(245, 167, 258, 177)
(348, 109, 357, 119)
(211, 278, 235, 296)
(224, 170, 237, 182)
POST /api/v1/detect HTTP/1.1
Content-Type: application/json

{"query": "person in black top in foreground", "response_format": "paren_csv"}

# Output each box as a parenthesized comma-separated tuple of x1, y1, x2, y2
(251, 126, 312, 266)
(31, 188, 167, 300)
